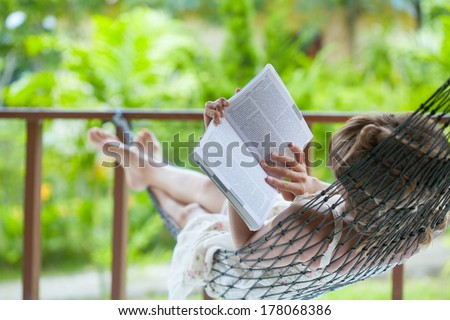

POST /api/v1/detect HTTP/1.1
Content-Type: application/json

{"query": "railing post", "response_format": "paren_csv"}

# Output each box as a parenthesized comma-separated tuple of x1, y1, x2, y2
(392, 264, 404, 300)
(111, 127, 128, 299)
(22, 120, 43, 300)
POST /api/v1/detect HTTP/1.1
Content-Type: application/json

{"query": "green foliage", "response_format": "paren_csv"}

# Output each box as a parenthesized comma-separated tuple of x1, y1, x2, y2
(4, 8, 211, 109)
(442, 16, 450, 67)
(0, 1, 449, 285)
(0, 204, 23, 269)
(3, 70, 94, 107)
(65, 9, 208, 108)
(1, 8, 213, 275)
(219, 0, 260, 86)
(263, 0, 313, 79)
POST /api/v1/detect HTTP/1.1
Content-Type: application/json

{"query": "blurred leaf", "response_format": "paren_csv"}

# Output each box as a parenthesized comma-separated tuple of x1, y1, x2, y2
(441, 16, 450, 61)
(24, 34, 59, 56)
(4, 70, 98, 107)
(62, 8, 209, 108)
(4, 71, 55, 106)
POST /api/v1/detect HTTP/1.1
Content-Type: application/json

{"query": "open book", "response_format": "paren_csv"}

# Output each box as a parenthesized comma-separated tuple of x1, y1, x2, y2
(192, 64, 313, 230)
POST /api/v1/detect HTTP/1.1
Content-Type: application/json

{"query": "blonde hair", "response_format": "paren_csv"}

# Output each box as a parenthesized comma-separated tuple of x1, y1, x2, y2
(328, 113, 449, 251)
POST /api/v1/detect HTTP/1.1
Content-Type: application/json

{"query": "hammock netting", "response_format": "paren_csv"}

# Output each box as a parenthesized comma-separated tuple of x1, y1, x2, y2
(115, 79, 450, 300)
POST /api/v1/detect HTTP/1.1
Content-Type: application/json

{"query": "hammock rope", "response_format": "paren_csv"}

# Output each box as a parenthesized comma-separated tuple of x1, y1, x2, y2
(112, 79, 449, 300)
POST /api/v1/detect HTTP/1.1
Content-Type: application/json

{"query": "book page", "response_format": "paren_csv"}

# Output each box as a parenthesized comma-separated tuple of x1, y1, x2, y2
(226, 64, 312, 163)
(192, 64, 312, 230)
(193, 119, 277, 229)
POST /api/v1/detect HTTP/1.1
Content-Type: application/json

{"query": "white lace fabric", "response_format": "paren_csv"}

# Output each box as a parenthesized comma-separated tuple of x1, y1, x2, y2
(168, 193, 344, 300)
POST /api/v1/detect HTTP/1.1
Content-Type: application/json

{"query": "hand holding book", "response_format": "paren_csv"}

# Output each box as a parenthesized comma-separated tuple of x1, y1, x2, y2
(195, 64, 316, 230)
(262, 144, 329, 201)
(203, 88, 240, 127)
(195, 64, 336, 250)
(204, 98, 229, 126)
(203, 103, 327, 202)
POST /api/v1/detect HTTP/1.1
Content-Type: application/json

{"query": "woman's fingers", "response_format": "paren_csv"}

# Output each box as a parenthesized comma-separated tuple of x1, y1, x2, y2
(204, 107, 221, 124)
(265, 176, 305, 195)
(204, 100, 218, 110)
(288, 143, 305, 164)
(217, 98, 229, 117)
(204, 98, 230, 124)
(214, 104, 223, 124)
(261, 161, 299, 179)
(201, 88, 241, 127)
(270, 152, 299, 169)
(202, 90, 235, 128)
(270, 145, 307, 173)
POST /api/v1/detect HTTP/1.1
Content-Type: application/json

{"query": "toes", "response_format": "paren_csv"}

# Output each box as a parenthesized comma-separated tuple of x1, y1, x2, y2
(141, 128, 152, 135)
(135, 131, 146, 144)
(98, 129, 115, 140)
(88, 127, 121, 146)
(88, 128, 102, 142)
(88, 127, 99, 137)
(136, 129, 160, 148)
(141, 129, 154, 143)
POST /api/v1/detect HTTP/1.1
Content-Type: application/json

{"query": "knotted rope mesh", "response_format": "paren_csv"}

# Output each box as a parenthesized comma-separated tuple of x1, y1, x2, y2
(116, 78, 449, 300)
(207, 80, 449, 299)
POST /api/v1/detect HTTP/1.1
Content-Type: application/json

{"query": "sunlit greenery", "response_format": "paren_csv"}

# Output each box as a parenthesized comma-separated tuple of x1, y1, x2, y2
(0, 0, 449, 299)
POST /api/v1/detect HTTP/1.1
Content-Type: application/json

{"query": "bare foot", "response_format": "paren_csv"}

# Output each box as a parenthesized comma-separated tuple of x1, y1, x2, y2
(88, 127, 155, 191)
(135, 128, 163, 164)
(88, 127, 121, 152)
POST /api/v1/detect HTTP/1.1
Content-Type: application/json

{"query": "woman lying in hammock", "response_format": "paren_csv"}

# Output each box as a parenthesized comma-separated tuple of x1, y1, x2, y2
(88, 94, 449, 300)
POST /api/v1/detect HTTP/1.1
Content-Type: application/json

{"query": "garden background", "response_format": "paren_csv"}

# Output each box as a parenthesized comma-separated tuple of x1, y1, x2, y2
(0, 0, 449, 299)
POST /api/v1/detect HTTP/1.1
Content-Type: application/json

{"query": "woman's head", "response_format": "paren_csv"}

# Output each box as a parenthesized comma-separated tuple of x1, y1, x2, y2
(328, 113, 449, 248)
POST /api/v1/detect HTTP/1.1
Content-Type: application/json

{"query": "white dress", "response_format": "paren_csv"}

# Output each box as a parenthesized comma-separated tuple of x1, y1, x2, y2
(168, 194, 344, 300)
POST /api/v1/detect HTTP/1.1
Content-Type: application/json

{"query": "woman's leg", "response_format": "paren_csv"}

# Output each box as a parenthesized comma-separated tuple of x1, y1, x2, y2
(151, 188, 208, 229)
(135, 129, 226, 212)
(89, 127, 225, 213)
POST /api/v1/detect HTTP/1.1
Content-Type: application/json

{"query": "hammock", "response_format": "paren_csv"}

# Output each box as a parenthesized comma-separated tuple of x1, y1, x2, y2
(113, 79, 449, 299)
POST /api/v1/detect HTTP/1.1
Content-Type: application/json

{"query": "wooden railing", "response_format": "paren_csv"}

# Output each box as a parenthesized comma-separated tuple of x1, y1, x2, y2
(0, 107, 405, 300)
